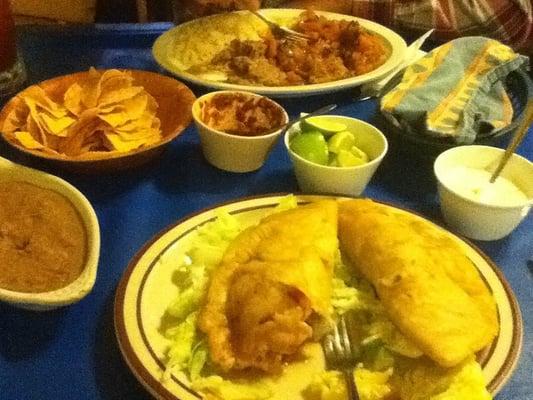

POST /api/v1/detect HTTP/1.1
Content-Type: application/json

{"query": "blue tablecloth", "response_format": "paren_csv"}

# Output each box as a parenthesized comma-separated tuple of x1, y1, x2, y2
(1, 23, 532, 400)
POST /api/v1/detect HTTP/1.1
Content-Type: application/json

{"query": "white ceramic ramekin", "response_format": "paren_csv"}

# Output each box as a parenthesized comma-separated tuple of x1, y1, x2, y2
(192, 90, 288, 173)
(284, 116, 388, 196)
(434, 145, 533, 241)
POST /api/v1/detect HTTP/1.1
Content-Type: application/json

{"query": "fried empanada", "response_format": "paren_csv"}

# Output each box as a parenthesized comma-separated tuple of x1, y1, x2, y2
(199, 200, 338, 373)
(338, 199, 498, 367)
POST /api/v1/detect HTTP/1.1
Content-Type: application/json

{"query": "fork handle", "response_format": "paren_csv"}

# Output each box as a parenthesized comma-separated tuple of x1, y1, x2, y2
(249, 10, 271, 26)
(343, 369, 360, 400)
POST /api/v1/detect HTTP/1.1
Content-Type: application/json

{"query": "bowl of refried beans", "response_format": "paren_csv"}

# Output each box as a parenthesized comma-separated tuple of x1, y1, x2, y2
(0, 156, 100, 310)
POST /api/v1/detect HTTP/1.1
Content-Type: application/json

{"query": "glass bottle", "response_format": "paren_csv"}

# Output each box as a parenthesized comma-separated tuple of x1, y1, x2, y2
(0, 0, 26, 102)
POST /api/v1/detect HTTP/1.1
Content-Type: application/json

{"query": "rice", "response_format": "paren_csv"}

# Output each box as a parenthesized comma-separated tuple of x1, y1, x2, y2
(168, 12, 268, 72)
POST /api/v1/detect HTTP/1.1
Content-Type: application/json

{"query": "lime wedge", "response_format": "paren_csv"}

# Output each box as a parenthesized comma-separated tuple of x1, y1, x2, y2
(336, 149, 368, 167)
(301, 117, 347, 135)
(289, 131, 329, 165)
(350, 145, 369, 163)
(328, 131, 356, 154)
(328, 152, 338, 167)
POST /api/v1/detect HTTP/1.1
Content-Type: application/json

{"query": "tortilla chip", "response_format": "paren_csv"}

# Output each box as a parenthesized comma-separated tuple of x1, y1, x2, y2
(63, 83, 85, 116)
(7, 68, 163, 156)
(39, 112, 76, 136)
(59, 109, 101, 156)
(99, 86, 144, 108)
(103, 131, 159, 152)
(23, 86, 67, 119)
(14, 131, 45, 150)
(98, 93, 148, 127)
(80, 67, 104, 109)
(1, 103, 28, 133)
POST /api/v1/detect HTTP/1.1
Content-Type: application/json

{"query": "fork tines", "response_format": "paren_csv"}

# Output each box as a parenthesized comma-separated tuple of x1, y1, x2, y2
(322, 313, 361, 400)
(322, 313, 359, 369)
(250, 10, 310, 43)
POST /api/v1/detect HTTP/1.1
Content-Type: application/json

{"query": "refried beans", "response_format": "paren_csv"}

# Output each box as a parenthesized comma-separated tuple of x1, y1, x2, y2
(0, 181, 87, 293)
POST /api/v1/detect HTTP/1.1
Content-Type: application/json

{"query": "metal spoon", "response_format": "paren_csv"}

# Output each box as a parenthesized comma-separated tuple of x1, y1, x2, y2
(489, 99, 533, 183)
(283, 103, 337, 133)
(263, 103, 337, 136)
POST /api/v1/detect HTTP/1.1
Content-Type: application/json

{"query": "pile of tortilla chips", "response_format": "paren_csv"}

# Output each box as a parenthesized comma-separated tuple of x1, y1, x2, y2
(2, 68, 162, 156)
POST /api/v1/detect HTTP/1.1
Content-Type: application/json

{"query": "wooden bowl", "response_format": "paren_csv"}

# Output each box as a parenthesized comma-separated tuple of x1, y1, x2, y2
(0, 70, 196, 173)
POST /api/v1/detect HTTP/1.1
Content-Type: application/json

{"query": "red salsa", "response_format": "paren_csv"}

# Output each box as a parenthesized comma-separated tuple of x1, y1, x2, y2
(200, 93, 285, 137)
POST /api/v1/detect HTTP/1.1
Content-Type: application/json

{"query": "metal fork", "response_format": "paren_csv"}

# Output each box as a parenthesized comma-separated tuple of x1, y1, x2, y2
(322, 314, 360, 400)
(249, 10, 310, 43)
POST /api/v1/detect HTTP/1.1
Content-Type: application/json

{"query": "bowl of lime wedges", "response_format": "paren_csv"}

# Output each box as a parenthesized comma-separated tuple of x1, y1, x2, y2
(284, 115, 388, 196)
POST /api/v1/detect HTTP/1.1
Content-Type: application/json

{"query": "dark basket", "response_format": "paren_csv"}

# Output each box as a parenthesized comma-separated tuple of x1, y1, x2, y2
(378, 67, 533, 161)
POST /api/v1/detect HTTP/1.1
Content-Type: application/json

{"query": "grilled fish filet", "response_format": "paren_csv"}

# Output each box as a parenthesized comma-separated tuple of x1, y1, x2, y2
(338, 199, 499, 367)
(199, 200, 338, 373)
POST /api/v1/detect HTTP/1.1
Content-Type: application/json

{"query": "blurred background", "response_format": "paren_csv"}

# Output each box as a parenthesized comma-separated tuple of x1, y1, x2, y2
(9, 0, 175, 24)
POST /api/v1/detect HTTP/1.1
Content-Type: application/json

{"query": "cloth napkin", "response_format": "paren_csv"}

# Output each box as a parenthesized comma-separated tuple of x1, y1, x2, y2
(380, 37, 529, 144)
(360, 30, 434, 98)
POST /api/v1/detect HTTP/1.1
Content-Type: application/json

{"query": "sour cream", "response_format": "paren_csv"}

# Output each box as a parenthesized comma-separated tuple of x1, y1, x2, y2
(442, 166, 529, 207)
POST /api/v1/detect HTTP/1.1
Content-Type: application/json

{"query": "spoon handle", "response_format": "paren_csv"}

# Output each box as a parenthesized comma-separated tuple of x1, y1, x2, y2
(284, 104, 337, 133)
(490, 100, 533, 183)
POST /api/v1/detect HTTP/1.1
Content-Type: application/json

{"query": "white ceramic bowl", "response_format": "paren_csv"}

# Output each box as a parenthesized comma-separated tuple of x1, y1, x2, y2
(434, 145, 533, 241)
(284, 116, 388, 196)
(192, 91, 288, 173)
(0, 157, 100, 310)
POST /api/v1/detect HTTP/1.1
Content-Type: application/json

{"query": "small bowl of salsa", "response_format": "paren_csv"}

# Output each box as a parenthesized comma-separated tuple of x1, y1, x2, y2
(192, 91, 288, 173)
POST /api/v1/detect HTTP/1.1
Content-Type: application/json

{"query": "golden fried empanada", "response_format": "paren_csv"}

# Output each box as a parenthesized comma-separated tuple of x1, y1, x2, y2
(199, 200, 338, 373)
(338, 199, 498, 367)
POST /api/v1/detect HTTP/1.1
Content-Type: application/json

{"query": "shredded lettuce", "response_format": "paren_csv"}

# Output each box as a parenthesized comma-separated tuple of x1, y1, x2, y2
(163, 208, 242, 382)
(331, 253, 422, 359)
(303, 369, 392, 400)
(191, 376, 272, 400)
(273, 194, 298, 212)
(163, 312, 199, 380)
(431, 360, 491, 400)
(162, 196, 492, 400)
(355, 368, 394, 400)
(392, 356, 491, 400)
(187, 208, 243, 271)
(302, 372, 347, 400)
(163, 197, 300, 389)
(189, 341, 208, 382)
(166, 268, 208, 320)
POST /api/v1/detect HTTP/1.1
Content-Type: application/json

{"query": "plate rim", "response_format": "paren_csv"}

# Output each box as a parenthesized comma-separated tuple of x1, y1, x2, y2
(114, 193, 523, 399)
(152, 9, 407, 98)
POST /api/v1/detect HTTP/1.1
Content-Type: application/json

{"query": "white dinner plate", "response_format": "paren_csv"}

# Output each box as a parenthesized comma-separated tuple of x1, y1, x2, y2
(152, 9, 407, 98)
(114, 194, 523, 400)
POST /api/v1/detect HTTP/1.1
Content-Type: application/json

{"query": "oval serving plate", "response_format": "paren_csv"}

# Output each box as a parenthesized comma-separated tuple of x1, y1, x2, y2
(153, 9, 407, 98)
(114, 194, 522, 399)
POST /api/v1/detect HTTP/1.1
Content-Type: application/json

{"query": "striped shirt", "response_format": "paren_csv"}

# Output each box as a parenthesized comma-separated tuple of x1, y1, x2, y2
(263, 0, 533, 52)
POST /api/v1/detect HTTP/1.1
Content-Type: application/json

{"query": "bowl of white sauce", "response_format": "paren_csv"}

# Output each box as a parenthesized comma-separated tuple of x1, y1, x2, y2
(434, 145, 533, 240)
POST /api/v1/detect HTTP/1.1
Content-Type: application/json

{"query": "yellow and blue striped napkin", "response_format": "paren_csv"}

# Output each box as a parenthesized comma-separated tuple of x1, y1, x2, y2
(381, 37, 528, 144)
